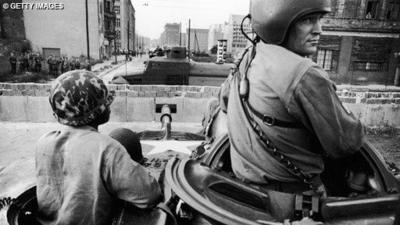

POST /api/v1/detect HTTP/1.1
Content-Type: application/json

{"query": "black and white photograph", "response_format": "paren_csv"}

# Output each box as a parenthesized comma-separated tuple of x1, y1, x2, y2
(0, 0, 400, 224)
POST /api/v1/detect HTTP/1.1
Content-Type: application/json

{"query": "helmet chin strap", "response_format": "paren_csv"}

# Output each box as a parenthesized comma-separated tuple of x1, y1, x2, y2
(239, 14, 258, 99)
(240, 14, 258, 46)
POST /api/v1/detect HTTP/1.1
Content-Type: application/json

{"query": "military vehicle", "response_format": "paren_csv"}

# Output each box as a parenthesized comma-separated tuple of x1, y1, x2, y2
(1, 105, 400, 225)
(110, 47, 234, 86)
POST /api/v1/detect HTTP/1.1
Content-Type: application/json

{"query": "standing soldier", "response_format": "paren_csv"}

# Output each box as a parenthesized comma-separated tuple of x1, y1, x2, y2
(28, 51, 34, 72)
(47, 55, 55, 76)
(22, 52, 29, 72)
(61, 56, 69, 74)
(54, 57, 61, 76)
(9, 52, 17, 74)
(47, 55, 52, 76)
(75, 58, 81, 70)
(69, 57, 76, 71)
(34, 54, 42, 73)
(18, 54, 25, 72)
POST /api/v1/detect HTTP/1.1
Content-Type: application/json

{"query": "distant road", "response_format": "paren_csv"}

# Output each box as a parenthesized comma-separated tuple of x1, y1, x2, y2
(99, 56, 148, 84)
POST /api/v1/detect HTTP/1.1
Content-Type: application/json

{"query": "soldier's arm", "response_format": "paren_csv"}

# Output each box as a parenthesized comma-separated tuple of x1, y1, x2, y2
(288, 67, 365, 158)
(102, 143, 162, 208)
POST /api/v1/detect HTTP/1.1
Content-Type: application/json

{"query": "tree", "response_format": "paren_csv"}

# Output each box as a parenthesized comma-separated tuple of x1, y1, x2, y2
(210, 45, 217, 54)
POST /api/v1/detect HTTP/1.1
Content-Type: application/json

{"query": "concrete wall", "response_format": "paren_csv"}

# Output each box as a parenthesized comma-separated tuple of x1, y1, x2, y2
(0, 83, 399, 128)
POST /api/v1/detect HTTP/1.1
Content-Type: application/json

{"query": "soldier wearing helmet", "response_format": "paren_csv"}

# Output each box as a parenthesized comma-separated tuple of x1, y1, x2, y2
(223, 0, 365, 196)
(35, 71, 161, 225)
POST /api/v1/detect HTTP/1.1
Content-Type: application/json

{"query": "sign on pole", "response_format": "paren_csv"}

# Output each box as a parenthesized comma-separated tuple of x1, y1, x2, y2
(216, 39, 227, 64)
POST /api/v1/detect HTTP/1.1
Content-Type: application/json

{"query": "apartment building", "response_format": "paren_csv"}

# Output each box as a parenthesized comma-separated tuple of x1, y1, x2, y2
(187, 28, 208, 53)
(223, 14, 252, 57)
(160, 23, 182, 47)
(114, 0, 135, 53)
(318, 0, 400, 84)
(208, 24, 224, 52)
(21, 0, 116, 60)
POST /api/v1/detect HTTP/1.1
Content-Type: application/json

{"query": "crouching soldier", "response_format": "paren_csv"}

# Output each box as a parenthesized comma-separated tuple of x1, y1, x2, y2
(35, 71, 162, 225)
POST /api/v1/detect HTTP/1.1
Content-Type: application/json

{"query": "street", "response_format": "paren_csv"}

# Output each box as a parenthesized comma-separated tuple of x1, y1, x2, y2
(98, 55, 148, 84)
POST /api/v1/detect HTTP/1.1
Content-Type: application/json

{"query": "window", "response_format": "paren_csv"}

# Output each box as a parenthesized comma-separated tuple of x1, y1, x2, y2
(105, 1, 111, 13)
(317, 49, 333, 71)
(387, 1, 400, 20)
(114, 5, 120, 14)
(365, 0, 379, 19)
(116, 18, 120, 28)
(353, 61, 387, 71)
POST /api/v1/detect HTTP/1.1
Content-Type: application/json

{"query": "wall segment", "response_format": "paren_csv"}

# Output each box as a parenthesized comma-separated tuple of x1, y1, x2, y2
(0, 83, 399, 128)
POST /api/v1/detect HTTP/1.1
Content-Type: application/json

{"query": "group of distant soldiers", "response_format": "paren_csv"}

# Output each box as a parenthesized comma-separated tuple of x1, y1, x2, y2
(9, 52, 83, 77)
(47, 55, 82, 77)
(9, 52, 43, 74)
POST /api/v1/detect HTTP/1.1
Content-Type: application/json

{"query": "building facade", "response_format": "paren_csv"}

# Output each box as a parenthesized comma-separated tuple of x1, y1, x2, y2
(103, 0, 116, 58)
(0, 0, 25, 40)
(160, 23, 181, 47)
(114, 0, 121, 51)
(318, 0, 400, 85)
(187, 28, 208, 53)
(22, 0, 117, 60)
(135, 34, 151, 53)
(208, 24, 224, 52)
(0, 0, 27, 74)
(115, 0, 135, 53)
(223, 14, 252, 57)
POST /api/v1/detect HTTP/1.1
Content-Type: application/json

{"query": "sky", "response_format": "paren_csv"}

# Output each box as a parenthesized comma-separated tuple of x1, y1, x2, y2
(130, 0, 250, 39)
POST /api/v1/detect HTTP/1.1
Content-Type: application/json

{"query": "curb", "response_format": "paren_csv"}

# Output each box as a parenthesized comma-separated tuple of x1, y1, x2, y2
(96, 61, 126, 79)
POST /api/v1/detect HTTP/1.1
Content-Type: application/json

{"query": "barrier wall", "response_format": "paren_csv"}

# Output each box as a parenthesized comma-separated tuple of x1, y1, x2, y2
(0, 83, 399, 128)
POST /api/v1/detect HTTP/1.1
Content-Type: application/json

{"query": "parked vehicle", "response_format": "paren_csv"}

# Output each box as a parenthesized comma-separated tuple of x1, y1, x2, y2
(111, 46, 234, 86)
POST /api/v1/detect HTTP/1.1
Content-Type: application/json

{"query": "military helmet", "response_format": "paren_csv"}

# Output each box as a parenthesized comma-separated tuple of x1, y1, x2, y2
(49, 70, 114, 126)
(250, 0, 331, 44)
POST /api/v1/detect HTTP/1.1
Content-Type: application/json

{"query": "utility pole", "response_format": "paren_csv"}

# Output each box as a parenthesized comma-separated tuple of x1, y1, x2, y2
(179, 22, 182, 46)
(127, 19, 130, 54)
(114, 38, 117, 64)
(126, 19, 128, 76)
(188, 19, 191, 60)
(85, 0, 91, 71)
(141, 36, 144, 54)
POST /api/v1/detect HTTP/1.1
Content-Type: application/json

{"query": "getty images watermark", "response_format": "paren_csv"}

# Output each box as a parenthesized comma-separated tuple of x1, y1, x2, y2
(2, 2, 64, 10)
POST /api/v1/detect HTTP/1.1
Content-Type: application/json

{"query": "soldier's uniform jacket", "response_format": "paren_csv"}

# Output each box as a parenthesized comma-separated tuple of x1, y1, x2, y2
(226, 42, 364, 185)
(36, 126, 162, 225)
